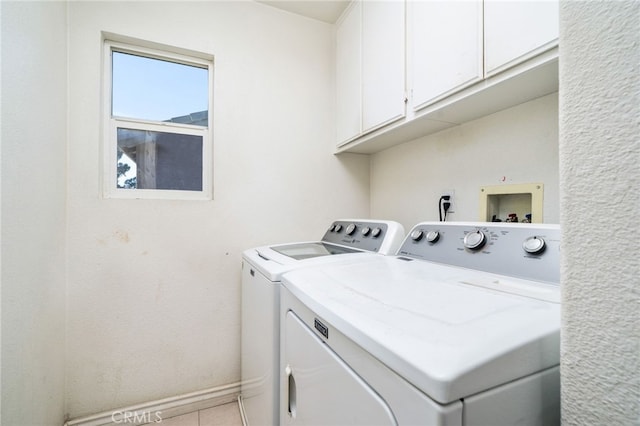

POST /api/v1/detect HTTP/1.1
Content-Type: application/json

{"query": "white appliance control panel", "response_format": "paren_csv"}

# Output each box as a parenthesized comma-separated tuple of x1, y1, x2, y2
(321, 220, 404, 254)
(397, 222, 560, 284)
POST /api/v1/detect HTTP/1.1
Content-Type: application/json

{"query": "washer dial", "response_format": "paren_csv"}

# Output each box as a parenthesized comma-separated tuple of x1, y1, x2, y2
(410, 230, 424, 241)
(361, 226, 371, 236)
(523, 236, 546, 254)
(345, 223, 357, 235)
(425, 230, 440, 243)
(463, 230, 486, 250)
(371, 227, 382, 238)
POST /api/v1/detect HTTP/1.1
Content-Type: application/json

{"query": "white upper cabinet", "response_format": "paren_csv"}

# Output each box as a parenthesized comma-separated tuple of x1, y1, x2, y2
(484, 0, 559, 75)
(335, 0, 559, 153)
(410, 0, 483, 110)
(336, 2, 362, 144)
(361, 0, 406, 132)
(336, 1, 405, 146)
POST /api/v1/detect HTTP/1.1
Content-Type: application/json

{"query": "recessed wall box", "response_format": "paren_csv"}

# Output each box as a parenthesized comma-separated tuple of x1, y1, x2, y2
(480, 183, 543, 223)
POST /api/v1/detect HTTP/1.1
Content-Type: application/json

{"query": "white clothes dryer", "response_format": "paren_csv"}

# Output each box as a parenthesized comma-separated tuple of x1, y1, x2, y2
(280, 222, 561, 426)
(240, 219, 405, 426)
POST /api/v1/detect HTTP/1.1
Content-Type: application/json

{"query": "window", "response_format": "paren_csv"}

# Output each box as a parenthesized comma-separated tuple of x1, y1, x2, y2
(103, 38, 213, 199)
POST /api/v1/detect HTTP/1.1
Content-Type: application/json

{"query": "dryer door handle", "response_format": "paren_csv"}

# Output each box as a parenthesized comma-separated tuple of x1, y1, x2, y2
(286, 365, 297, 419)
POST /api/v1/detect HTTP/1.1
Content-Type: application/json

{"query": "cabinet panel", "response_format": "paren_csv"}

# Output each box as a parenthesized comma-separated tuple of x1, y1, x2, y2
(485, 0, 559, 75)
(362, 0, 405, 132)
(411, 0, 483, 110)
(336, 2, 362, 144)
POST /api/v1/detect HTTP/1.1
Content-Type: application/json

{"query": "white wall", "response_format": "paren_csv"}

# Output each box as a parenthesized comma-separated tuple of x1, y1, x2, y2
(65, 1, 369, 418)
(370, 93, 559, 230)
(1, 1, 68, 425)
(559, 1, 640, 423)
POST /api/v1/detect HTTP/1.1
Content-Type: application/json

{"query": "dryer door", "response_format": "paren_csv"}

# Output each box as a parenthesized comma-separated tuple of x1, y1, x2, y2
(284, 311, 397, 426)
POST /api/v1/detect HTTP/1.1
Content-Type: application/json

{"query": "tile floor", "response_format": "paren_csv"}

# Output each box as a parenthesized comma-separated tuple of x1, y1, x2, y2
(149, 401, 242, 426)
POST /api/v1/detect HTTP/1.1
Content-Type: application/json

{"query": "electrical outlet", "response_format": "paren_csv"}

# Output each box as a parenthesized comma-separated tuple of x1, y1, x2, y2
(442, 190, 455, 213)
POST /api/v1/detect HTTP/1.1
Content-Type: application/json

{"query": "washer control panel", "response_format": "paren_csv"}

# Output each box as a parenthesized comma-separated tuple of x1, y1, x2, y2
(397, 222, 560, 284)
(322, 220, 403, 254)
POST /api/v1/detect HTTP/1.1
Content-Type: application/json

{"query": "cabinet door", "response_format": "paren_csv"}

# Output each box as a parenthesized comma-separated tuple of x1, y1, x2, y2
(361, 0, 405, 133)
(484, 0, 559, 75)
(410, 0, 483, 110)
(336, 2, 362, 145)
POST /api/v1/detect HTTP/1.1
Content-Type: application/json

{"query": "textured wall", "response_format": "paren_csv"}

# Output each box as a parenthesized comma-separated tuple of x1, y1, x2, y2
(1, 2, 68, 424)
(559, 1, 640, 424)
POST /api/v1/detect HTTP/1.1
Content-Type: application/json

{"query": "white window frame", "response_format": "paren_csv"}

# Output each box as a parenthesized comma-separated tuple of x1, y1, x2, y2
(102, 37, 214, 200)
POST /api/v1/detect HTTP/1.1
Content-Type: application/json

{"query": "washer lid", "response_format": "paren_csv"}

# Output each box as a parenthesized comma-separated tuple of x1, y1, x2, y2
(281, 255, 560, 404)
(242, 244, 376, 282)
(271, 242, 361, 260)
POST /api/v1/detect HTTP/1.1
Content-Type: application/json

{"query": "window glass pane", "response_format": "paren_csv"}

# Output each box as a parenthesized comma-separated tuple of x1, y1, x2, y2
(112, 51, 208, 125)
(117, 128, 203, 191)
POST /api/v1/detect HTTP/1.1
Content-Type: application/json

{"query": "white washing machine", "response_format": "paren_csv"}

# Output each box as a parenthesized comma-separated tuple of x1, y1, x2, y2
(280, 221, 561, 425)
(240, 219, 405, 426)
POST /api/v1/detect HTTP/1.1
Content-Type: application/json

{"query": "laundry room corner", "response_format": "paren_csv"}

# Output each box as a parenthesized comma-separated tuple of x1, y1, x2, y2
(63, 0, 369, 420)
(3, 0, 637, 424)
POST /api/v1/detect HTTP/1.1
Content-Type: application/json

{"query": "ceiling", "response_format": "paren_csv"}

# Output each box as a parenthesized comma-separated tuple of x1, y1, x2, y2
(256, 1, 350, 24)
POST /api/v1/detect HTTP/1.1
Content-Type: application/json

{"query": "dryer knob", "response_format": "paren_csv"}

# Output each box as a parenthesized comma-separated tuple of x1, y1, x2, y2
(410, 230, 424, 241)
(523, 236, 546, 254)
(463, 230, 486, 250)
(345, 223, 357, 235)
(425, 230, 440, 243)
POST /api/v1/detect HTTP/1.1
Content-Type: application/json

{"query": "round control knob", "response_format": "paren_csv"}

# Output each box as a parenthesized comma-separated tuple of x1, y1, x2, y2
(361, 226, 371, 236)
(425, 230, 440, 243)
(345, 223, 357, 235)
(334, 224, 343, 233)
(463, 230, 486, 250)
(410, 230, 424, 241)
(371, 227, 382, 238)
(523, 236, 546, 254)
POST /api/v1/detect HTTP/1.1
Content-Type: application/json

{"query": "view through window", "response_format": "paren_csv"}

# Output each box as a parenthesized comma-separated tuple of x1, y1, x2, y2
(105, 40, 212, 199)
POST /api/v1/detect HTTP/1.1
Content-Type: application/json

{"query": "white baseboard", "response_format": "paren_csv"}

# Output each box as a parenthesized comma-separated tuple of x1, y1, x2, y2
(237, 395, 249, 426)
(64, 382, 241, 426)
